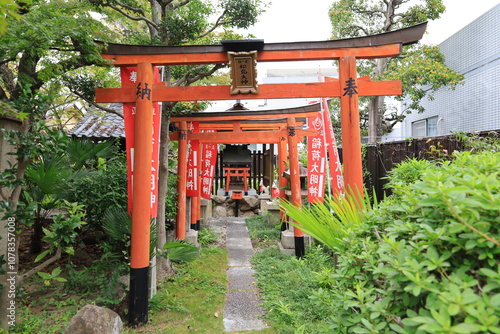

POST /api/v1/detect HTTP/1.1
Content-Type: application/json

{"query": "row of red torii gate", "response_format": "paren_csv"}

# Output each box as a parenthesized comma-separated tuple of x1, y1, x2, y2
(95, 22, 426, 325)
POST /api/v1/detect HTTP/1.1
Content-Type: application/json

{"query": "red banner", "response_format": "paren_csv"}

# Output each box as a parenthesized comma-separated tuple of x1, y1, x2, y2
(186, 122, 200, 197)
(307, 114, 327, 203)
(121, 66, 161, 217)
(317, 71, 344, 196)
(321, 97, 345, 196)
(200, 133, 217, 200)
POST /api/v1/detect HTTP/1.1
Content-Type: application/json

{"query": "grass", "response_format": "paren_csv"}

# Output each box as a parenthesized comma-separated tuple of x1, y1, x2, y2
(244, 214, 340, 333)
(126, 247, 228, 333)
(6, 280, 95, 333)
(245, 214, 281, 249)
(250, 245, 337, 333)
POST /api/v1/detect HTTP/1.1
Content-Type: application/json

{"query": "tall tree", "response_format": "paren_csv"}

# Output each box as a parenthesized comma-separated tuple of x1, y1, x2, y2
(329, 0, 463, 143)
(0, 0, 19, 34)
(84, 0, 266, 278)
(0, 0, 116, 328)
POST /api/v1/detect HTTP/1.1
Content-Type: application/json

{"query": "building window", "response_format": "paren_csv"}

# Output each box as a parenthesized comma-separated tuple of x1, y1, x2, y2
(412, 116, 438, 137)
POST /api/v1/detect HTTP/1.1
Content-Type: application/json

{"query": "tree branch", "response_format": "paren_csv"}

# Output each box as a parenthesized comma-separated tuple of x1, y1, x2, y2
(71, 90, 124, 118)
(194, 9, 228, 40)
(162, 0, 175, 6)
(102, 1, 158, 29)
(19, 246, 62, 285)
(173, 64, 224, 87)
(87, 101, 124, 118)
(36, 59, 90, 87)
(172, 0, 190, 9)
(0, 187, 9, 202)
(0, 57, 17, 68)
(113, 0, 147, 15)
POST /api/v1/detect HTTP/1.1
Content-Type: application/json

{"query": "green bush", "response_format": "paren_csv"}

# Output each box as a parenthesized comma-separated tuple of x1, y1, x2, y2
(165, 172, 179, 222)
(198, 226, 220, 247)
(252, 150, 500, 333)
(383, 157, 435, 192)
(64, 254, 128, 307)
(324, 150, 500, 333)
(246, 214, 281, 242)
(64, 154, 127, 228)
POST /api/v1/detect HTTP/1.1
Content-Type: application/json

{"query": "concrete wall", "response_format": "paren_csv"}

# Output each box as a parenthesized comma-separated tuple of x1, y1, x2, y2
(385, 4, 500, 140)
(0, 116, 22, 273)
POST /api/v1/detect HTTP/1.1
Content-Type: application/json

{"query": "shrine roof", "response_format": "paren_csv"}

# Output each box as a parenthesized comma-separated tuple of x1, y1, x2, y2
(170, 102, 321, 124)
(69, 104, 124, 139)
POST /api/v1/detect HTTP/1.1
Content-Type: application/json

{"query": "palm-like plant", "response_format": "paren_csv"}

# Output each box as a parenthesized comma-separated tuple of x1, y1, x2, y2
(279, 188, 376, 250)
(65, 137, 116, 170)
(103, 206, 198, 263)
(24, 156, 72, 253)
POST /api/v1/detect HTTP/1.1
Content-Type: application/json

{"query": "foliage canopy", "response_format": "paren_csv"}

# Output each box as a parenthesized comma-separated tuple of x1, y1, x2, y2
(329, 0, 464, 140)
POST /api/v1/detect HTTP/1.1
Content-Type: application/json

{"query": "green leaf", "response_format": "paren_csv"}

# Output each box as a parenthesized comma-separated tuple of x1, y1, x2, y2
(389, 324, 405, 333)
(404, 316, 436, 325)
(431, 307, 450, 328)
(490, 293, 500, 307)
(51, 266, 62, 276)
(38, 272, 51, 279)
(35, 249, 50, 263)
(447, 303, 460, 316)
(165, 246, 199, 263)
(479, 268, 500, 279)
(163, 241, 198, 250)
(450, 323, 482, 333)
(53, 277, 67, 282)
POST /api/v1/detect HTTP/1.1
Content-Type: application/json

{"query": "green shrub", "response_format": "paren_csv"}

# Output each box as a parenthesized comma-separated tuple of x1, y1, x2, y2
(198, 227, 219, 247)
(384, 157, 435, 193)
(245, 214, 280, 242)
(455, 131, 500, 153)
(324, 150, 500, 333)
(253, 150, 500, 333)
(64, 154, 127, 228)
(165, 172, 179, 221)
(64, 254, 128, 307)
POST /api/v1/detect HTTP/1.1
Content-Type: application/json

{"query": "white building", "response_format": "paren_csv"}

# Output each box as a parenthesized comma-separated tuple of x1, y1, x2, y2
(384, 4, 500, 141)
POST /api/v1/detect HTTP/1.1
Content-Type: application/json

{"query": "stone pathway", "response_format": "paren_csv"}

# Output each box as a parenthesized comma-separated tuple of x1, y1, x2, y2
(211, 217, 268, 332)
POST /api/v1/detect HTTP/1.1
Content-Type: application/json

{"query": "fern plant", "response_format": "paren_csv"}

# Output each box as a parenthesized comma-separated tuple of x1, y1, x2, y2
(160, 241, 199, 263)
(279, 188, 376, 249)
(102, 206, 158, 259)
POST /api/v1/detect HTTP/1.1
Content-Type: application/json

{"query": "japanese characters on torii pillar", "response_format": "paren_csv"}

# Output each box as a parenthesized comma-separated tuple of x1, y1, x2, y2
(339, 56, 363, 197)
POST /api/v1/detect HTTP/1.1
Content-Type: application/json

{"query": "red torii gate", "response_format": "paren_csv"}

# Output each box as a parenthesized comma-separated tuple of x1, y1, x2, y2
(95, 22, 426, 325)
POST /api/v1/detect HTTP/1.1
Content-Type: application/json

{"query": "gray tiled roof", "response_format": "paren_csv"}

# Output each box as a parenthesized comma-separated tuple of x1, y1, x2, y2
(69, 104, 124, 138)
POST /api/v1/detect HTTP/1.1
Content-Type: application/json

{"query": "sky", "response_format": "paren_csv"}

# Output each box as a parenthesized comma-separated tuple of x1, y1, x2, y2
(244, 0, 500, 75)
(248, 0, 500, 44)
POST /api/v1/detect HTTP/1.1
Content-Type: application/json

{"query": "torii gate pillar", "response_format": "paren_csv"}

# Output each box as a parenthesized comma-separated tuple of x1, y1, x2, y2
(278, 133, 288, 230)
(339, 56, 364, 198)
(286, 118, 305, 257)
(176, 121, 188, 240)
(129, 62, 154, 325)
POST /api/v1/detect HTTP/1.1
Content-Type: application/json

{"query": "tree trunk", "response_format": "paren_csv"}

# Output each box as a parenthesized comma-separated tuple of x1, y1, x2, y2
(368, 96, 385, 144)
(367, 58, 390, 143)
(155, 110, 176, 279)
(367, 0, 396, 144)
(30, 217, 43, 254)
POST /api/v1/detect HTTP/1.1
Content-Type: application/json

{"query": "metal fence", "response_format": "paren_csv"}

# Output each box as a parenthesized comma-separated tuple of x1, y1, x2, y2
(340, 130, 500, 199)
